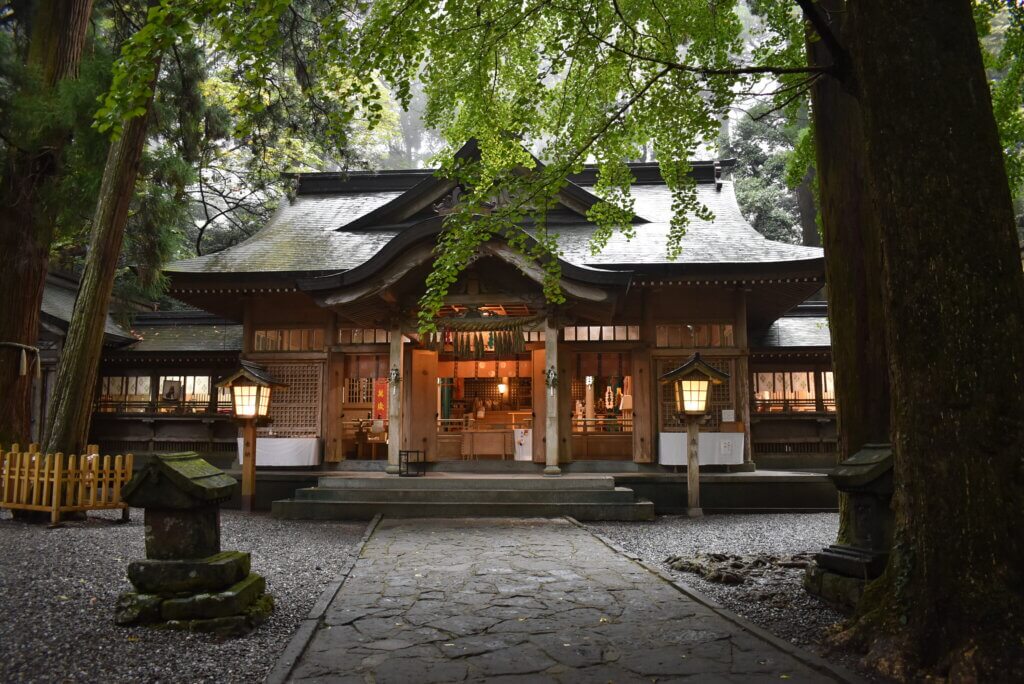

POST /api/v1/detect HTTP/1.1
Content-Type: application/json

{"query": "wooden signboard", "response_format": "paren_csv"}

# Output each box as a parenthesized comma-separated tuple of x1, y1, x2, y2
(373, 378, 388, 420)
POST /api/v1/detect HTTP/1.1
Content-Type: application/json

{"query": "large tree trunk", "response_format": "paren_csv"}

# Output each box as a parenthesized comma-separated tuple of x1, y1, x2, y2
(804, 1, 890, 547)
(0, 0, 94, 446)
(836, 0, 1024, 678)
(43, 97, 156, 455)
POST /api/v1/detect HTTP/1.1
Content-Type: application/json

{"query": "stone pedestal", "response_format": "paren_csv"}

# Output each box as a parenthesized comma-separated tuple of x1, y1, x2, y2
(116, 453, 273, 636)
(144, 508, 221, 560)
(805, 444, 894, 610)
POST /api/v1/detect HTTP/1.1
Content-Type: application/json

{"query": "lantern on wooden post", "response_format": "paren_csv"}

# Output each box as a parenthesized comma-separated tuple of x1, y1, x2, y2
(660, 353, 729, 517)
(216, 361, 284, 513)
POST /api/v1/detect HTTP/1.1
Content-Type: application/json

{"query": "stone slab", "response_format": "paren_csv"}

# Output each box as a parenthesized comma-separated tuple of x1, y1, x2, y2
(161, 572, 266, 621)
(128, 551, 251, 594)
(114, 592, 163, 625)
(163, 593, 274, 637)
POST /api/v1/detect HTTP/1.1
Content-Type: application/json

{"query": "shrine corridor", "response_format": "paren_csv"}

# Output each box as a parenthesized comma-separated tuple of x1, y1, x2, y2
(278, 517, 854, 683)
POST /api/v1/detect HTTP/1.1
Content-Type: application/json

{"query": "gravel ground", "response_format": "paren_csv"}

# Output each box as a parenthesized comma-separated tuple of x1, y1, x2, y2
(589, 514, 870, 673)
(0, 508, 366, 684)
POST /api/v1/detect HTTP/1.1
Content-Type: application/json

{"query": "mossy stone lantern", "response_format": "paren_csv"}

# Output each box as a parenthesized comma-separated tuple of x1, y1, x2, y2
(216, 361, 285, 512)
(122, 452, 237, 559)
(660, 353, 729, 517)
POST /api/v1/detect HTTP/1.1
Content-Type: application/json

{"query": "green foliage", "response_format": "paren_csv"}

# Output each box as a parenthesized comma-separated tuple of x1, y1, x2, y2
(976, 1, 1024, 242)
(352, 0, 764, 326)
(721, 106, 805, 244)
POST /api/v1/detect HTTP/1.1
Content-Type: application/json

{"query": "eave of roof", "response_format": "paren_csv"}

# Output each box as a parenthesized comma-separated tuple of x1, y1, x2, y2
(41, 278, 136, 345)
(751, 316, 832, 349)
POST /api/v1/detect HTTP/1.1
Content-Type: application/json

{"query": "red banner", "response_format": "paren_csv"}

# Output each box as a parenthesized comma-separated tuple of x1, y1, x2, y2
(373, 378, 389, 420)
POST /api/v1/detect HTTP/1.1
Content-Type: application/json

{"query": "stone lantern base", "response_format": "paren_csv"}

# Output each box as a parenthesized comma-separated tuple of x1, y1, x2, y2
(115, 551, 273, 636)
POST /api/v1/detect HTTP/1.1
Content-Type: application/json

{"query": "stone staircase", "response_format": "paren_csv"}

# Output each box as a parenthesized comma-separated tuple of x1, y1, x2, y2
(270, 475, 655, 521)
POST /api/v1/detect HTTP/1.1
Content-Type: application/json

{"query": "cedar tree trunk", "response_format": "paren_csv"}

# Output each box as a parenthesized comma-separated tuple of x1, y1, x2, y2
(804, 0, 891, 545)
(43, 95, 156, 455)
(835, 0, 1024, 678)
(0, 0, 94, 446)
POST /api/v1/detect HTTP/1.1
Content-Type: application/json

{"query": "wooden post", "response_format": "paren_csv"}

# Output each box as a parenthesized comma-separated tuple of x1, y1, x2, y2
(631, 348, 653, 463)
(544, 319, 561, 476)
(386, 324, 403, 475)
(241, 418, 257, 512)
(531, 347, 547, 463)
(735, 290, 754, 466)
(686, 415, 702, 517)
(51, 452, 64, 526)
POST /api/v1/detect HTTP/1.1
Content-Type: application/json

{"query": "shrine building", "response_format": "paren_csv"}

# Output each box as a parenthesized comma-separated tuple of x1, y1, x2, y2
(87, 143, 836, 477)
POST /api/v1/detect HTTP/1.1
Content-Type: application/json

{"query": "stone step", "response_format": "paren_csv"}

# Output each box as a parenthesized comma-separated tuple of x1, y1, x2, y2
(128, 551, 251, 595)
(293, 486, 640, 504)
(271, 499, 656, 521)
(315, 476, 618, 491)
(160, 572, 266, 621)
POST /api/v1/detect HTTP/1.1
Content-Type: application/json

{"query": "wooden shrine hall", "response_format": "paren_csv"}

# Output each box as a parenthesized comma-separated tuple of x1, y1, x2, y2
(93, 142, 836, 476)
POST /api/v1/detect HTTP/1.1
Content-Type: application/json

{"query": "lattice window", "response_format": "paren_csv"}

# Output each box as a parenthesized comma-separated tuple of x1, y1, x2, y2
(657, 357, 735, 432)
(254, 327, 325, 351)
(346, 378, 375, 403)
(564, 325, 640, 342)
(338, 328, 391, 344)
(260, 362, 324, 437)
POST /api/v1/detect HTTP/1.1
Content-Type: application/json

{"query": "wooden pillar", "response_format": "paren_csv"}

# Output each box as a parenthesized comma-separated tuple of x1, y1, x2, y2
(386, 325, 403, 475)
(639, 287, 659, 464)
(557, 348, 573, 465)
(325, 351, 345, 462)
(531, 347, 547, 462)
(241, 418, 257, 512)
(544, 319, 560, 475)
(735, 290, 754, 465)
(686, 415, 702, 517)
(631, 348, 653, 463)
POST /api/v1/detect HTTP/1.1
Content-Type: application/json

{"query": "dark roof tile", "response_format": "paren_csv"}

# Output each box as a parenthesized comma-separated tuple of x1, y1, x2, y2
(752, 317, 831, 348)
(164, 180, 823, 275)
(129, 324, 243, 352)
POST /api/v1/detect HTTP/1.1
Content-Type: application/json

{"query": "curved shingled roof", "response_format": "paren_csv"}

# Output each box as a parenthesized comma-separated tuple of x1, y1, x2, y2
(164, 176, 822, 276)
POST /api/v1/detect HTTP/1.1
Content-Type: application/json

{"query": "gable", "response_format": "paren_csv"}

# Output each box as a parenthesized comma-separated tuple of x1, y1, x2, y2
(339, 139, 650, 230)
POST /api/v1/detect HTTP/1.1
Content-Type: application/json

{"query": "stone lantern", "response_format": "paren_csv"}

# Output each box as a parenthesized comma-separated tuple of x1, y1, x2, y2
(115, 452, 272, 635)
(805, 443, 894, 609)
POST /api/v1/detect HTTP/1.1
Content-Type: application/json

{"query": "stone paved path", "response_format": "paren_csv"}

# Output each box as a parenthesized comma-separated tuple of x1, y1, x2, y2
(287, 518, 846, 683)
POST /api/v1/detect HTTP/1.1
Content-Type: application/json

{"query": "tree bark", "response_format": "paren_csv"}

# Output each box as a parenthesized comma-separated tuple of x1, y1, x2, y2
(836, 0, 1024, 678)
(43, 87, 157, 455)
(804, 1, 890, 548)
(0, 0, 95, 446)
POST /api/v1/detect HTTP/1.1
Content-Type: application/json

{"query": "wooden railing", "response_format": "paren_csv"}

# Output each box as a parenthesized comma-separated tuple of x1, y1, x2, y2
(0, 444, 133, 525)
(572, 416, 633, 433)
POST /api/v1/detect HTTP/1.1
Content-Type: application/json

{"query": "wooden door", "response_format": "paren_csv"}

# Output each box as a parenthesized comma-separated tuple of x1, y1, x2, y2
(407, 349, 438, 460)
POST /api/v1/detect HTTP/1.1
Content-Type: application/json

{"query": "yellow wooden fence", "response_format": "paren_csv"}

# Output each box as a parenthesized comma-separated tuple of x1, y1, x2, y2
(0, 444, 134, 525)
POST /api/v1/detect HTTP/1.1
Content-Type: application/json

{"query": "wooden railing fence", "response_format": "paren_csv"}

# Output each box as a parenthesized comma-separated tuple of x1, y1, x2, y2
(0, 444, 134, 525)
